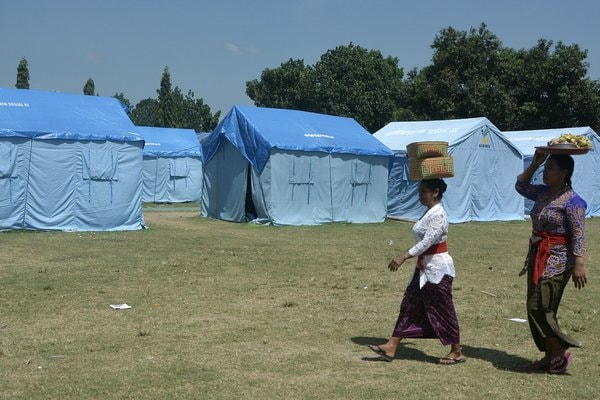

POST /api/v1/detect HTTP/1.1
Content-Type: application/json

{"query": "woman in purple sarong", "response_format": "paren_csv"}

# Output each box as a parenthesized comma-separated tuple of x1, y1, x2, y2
(367, 178, 464, 365)
(516, 151, 587, 374)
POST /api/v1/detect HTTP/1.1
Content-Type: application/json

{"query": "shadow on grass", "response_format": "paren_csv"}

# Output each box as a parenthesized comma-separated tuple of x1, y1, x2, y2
(351, 336, 438, 364)
(460, 344, 535, 372)
(352, 337, 534, 372)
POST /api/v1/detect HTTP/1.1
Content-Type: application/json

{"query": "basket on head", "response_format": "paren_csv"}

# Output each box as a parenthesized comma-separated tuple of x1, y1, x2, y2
(407, 141, 449, 159)
(408, 156, 454, 181)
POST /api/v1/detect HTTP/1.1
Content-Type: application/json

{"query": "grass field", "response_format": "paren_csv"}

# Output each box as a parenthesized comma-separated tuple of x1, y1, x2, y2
(1, 207, 598, 399)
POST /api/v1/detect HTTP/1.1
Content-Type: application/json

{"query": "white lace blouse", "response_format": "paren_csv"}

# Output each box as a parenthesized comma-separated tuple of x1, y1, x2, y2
(407, 203, 455, 288)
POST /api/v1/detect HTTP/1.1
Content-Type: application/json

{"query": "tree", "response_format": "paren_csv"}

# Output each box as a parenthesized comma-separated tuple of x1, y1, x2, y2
(16, 57, 30, 89)
(246, 43, 406, 132)
(129, 74, 221, 132)
(130, 98, 160, 126)
(391, 68, 424, 121)
(310, 43, 405, 132)
(172, 88, 220, 132)
(408, 23, 518, 126)
(113, 92, 133, 115)
(405, 24, 600, 131)
(83, 78, 95, 95)
(157, 66, 176, 128)
(246, 59, 312, 110)
(509, 40, 600, 130)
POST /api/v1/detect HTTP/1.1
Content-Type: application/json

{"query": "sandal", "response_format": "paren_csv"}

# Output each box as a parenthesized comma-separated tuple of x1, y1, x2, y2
(366, 344, 394, 362)
(439, 356, 466, 365)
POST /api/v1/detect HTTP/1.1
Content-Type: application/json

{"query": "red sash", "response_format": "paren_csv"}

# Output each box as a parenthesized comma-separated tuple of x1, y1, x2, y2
(417, 242, 448, 271)
(531, 231, 570, 286)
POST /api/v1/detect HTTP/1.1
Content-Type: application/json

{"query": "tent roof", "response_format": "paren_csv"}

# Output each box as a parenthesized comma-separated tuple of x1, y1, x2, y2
(203, 105, 394, 172)
(374, 117, 513, 151)
(0, 88, 143, 142)
(137, 126, 201, 157)
(196, 131, 211, 143)
(503, 127, 598, 155)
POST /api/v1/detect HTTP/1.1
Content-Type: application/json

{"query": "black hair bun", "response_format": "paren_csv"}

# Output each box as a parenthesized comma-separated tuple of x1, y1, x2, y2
(438, 179, 447, 194)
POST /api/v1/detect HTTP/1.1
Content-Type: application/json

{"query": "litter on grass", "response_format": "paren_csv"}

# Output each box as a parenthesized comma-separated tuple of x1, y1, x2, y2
(110, 303, 132, 310)
(509, 318, 527, 323)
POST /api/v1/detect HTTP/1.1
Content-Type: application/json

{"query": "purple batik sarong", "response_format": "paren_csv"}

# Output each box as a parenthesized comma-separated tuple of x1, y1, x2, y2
(392, 270, 460, 345)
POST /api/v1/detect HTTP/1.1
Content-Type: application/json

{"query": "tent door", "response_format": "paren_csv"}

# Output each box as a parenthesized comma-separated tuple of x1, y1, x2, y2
(245, 166, 257, 221)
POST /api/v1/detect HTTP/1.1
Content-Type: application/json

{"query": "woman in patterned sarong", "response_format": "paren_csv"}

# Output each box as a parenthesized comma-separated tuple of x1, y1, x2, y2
(367, 179, 464, 365)
(516, 151, 588, 374)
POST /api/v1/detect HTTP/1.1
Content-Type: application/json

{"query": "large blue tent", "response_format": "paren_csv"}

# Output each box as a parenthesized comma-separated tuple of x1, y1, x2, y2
(138, 126, 203, 203)
(374, 117, 524, 223)
(201, 106, 394, 225)
(0, 88, 144, 231)
(504, 127, 600, 217)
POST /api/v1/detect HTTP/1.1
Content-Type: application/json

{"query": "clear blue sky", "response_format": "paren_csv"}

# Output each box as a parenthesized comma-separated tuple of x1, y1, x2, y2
(2, 0, 599, 116)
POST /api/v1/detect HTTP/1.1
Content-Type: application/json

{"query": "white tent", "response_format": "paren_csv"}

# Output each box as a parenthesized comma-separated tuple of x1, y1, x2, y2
(374, 117, 524, 223)
(504, 127, 600, 217)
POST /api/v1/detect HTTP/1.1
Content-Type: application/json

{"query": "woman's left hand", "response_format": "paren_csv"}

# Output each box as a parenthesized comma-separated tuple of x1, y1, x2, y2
(572, 256, 587, 289)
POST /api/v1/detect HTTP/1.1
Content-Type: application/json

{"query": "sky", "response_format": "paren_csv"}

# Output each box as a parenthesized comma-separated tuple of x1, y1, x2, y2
(2, 0, 600, 117)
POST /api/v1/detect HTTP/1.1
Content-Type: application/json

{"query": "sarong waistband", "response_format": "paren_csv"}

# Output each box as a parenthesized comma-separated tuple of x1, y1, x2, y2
(530, 231, 570, 286)
(417, 241, 448, 271)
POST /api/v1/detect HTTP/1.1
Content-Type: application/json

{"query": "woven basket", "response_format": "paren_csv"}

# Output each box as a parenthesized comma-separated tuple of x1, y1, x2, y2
(408, 156, 454, 180)
(407, 141, 449, 159)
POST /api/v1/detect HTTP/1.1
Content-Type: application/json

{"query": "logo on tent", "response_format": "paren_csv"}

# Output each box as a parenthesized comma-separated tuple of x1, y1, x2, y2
(0, 101, 30, 107)
(304, 133, 335, 139)
(478, 127, 491, 148)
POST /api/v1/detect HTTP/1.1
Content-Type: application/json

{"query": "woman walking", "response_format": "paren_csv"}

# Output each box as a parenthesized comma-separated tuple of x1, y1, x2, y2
(368, 178, 464, 364)
(516, 151, 587, 374)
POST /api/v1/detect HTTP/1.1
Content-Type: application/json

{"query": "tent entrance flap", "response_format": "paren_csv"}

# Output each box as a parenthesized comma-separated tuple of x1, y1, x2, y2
(245, 166, 257, 221)
(201, 137, 249, 222)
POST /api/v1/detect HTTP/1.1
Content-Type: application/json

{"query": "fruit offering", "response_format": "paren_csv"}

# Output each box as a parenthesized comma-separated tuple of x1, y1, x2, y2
(547, 133, 592, 148)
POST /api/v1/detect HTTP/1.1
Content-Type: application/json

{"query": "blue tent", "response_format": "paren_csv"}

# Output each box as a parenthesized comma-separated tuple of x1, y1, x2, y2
(196, 131, 211, 143)
(374, 117, 524, 223)
(137, 126, 203, 203)
(201, 106, 394, 225)
(0, 88, 144, 231)
(504, 127, 600, 217)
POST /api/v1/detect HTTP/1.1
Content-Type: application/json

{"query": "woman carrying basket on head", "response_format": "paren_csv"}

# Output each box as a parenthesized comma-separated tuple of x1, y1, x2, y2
(516, 151, 587, 374)
(367, 178, 464, 365)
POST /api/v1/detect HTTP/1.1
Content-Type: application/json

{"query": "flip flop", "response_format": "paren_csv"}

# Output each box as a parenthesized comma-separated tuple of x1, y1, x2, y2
(366, 344, 393, 362)
(439, 356, 466, 365)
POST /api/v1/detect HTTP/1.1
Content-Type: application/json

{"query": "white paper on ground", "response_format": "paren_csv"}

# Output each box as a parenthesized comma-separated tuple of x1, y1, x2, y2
(509, 318, 527, 323)
(110, 303, 132, 310)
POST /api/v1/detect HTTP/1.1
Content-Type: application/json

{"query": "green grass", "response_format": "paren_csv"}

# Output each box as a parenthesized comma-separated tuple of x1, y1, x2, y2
(1, 209, 599, 399)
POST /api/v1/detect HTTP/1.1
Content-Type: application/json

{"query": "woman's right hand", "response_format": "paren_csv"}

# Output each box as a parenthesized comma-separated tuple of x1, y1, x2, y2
(531, 150, 547, 168)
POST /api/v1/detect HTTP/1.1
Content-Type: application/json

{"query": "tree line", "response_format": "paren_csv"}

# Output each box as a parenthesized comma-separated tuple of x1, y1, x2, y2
(14, 59, 220, 133)
(13, 23, 600, 134)
(247, 23, 600, 133)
